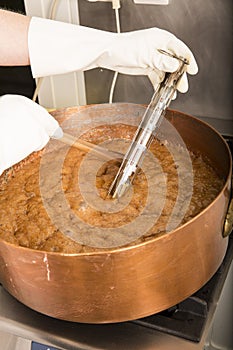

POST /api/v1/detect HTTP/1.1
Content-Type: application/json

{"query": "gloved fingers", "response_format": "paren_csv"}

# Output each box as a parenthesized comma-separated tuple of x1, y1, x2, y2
(167, 37, 198, 75)
(0, 95, 59, 137)
(32, 104, 60, 137)
(23, 128, 50, 152)
(51, 126, 63, 139)
(15, 95, 60, 137)
(148, 70, 178, 100)
(148, 69, 165, 90)
(150, 75, 178, 99)
(107, 66, 146, 75)
(0, 95, 52, 149)
(176, 72, 189, 93)
(0, 94, 62, 174)
(148, 68, 188, 95)
(153, 52, 180, 73)
(0, 95, 50, 172)
(171, 90, 177, 100)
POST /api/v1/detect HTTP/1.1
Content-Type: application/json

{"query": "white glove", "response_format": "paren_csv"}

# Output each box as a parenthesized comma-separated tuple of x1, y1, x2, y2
(0, 94, 62, 175)
(28, 17, 198, 92)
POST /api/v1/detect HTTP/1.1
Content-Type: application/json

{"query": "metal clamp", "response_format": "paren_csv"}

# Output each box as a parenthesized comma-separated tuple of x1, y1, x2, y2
(108, 50, 188, 198)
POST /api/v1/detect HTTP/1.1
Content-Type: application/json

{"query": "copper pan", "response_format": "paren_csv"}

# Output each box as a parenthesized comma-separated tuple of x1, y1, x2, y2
(0, 103, 232, 323)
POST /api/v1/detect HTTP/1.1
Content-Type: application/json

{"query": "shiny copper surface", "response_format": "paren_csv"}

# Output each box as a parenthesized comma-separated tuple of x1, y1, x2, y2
(224, 178, 233, 237)
(0, 104, 231, 323)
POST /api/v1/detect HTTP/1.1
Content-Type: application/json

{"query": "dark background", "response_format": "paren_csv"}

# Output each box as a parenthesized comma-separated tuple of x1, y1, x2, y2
(0, 0, 36, 98)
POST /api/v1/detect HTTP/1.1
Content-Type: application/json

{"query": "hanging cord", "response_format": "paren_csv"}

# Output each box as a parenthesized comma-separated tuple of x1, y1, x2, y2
(109, 0, 121, 104)
(32, 0, 122, 104)
(32, 0, 60, 102)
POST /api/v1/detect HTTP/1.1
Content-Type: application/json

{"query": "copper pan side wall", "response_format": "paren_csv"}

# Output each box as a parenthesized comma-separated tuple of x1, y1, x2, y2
(0, 107, 231, 323)
(0, 205, 229, 323)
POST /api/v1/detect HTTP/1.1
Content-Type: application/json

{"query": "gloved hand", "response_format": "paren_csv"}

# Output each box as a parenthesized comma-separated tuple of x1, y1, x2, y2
(28, 18, 198, 92)
(0, 94, 62, 175)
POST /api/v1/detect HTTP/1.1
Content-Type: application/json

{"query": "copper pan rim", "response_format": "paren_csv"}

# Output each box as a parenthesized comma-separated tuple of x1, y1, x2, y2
(0, 104, 232, 323)
(0, 118, 231, 257)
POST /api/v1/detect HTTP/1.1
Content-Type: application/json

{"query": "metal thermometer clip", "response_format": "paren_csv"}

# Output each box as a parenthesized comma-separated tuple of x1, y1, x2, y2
(108, 50, 189, 199)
